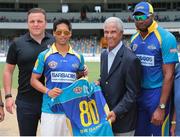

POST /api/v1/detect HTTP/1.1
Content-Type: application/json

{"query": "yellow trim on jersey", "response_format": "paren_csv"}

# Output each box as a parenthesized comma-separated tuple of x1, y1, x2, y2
(34, 59, 39, 69)
(142, 20, 158, 40)
(131, 32, 139, 43)
(66, 117, 73, 136)
(104, 104, 112, 126)
(148, 21, 162, 46)
(44, 43, 81, 61)
(154, 29, 162, 46)
(51, 43, 58, 53)
(148, 20, 158, 34)
(161, 114, 169, 136)
(43, 43, 58, 61)
(69, 46, 81, 60)
(132, 20, 159, 41)
(68, 46, 74, 54)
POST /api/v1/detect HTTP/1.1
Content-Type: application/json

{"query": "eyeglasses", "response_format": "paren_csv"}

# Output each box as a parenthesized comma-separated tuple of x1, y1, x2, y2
(55, 30, 71, 36)
(133, 15, 149, 21)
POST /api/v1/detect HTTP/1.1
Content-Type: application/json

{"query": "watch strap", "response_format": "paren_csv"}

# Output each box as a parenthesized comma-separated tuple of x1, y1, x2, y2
(5, 94, 12, 99)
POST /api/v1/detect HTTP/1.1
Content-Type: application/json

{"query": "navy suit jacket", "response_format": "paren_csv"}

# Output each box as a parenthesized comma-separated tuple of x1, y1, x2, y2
(100, 44, 141, 133)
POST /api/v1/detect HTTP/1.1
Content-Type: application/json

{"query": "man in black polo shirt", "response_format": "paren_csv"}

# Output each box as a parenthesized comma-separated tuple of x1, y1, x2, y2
(3, 8, 54, 136)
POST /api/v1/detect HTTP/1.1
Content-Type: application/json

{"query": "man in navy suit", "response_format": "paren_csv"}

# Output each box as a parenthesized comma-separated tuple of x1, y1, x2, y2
(99, 17, 141, 136)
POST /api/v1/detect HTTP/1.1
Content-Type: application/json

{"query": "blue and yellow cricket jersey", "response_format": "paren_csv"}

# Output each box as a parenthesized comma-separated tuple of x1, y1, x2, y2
(130, 21, 179, 89)
(49, 78, 114, 136)
(32, 43, 85, 114)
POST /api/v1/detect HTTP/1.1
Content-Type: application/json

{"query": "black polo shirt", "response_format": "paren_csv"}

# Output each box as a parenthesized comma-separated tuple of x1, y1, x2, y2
(6, 32, 55, 103)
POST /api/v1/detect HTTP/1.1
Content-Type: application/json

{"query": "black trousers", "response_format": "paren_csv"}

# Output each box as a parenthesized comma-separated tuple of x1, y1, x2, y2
(16, 99, 41, 136)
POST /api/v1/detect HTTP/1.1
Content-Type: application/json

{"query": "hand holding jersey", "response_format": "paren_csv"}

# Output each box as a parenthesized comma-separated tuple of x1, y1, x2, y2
(107, 111, 116, 123)
(47, 88, 63, 98)
(49, 78, 114, 136)
(76, 64, 88, 79)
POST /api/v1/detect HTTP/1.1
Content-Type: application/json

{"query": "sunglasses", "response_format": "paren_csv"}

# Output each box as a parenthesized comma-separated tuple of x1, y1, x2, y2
(55, 30, 71, 36)
(133, 15, 149, 21)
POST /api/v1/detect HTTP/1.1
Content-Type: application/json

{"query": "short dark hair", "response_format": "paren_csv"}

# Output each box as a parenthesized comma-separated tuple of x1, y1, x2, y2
(27, 8, 47, 21)
(53, 18, 72, 32)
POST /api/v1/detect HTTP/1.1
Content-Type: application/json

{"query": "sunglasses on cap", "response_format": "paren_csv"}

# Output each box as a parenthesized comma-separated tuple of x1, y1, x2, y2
(133, 14, 150, 21)
(54, 30, 71, 36)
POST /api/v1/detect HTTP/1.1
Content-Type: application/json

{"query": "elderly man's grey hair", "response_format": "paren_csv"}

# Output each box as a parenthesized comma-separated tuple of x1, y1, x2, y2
(103, 17, 124, 32)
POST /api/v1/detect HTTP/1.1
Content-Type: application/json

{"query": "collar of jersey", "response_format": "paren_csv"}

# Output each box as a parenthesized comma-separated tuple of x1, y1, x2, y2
(137, 20, 158, 35)
(51, 43, 75, 55)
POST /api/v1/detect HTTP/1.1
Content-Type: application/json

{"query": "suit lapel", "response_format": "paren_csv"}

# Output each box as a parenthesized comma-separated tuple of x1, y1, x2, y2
(101, 50, 108, 79)
(104, 51, 109, 78)
(107, 45, 125, 79)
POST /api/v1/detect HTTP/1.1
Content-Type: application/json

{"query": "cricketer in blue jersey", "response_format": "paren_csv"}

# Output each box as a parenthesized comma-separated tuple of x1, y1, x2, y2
(130, 2, 179, 136)
(32, 43, 85, 114)
(49, 78, 114, 136)
(30, 18, 87, 136)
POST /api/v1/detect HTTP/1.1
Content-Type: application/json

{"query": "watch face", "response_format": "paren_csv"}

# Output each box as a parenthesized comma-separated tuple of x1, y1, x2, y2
(159, 104, 166, 109)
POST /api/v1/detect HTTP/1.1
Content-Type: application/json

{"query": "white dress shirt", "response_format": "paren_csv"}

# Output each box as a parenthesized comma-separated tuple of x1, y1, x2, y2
(107, 41, 122, 73)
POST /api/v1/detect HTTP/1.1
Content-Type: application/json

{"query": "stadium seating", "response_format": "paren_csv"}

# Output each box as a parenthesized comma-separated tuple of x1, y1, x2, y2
(0, 11, 180, 23)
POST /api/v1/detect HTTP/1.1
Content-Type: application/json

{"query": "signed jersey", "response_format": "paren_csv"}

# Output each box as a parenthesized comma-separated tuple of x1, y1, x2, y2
(49, 78, 114, 136)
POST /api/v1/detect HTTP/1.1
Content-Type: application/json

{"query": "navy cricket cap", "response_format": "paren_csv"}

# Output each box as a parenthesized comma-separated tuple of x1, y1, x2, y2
(133, 2, 154, 16)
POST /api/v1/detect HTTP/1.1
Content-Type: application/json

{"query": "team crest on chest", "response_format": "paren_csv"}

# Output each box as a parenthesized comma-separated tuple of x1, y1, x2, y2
(48, 61, 58, 69)
(132, 44, 138, 51)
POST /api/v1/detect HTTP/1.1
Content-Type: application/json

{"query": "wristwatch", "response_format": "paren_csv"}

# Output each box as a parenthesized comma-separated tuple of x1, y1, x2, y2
(159, 103, 166, 109)
(5, 93, 12, 99)
(0, 101, 4, 108)
(171, 121, 176, 125)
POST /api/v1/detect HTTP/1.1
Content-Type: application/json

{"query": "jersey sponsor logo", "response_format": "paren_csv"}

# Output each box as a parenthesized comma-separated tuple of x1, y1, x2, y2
(59, 60, 67, 63)
(170, 48, 178, 53)
(147, 44, 156, 50)
(51, 71, 76, 83)
(137, 54, 155, 66)
(48, 61, 58, 69)
(132, 44, 138, 52)
(72, 63, 79, 69)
